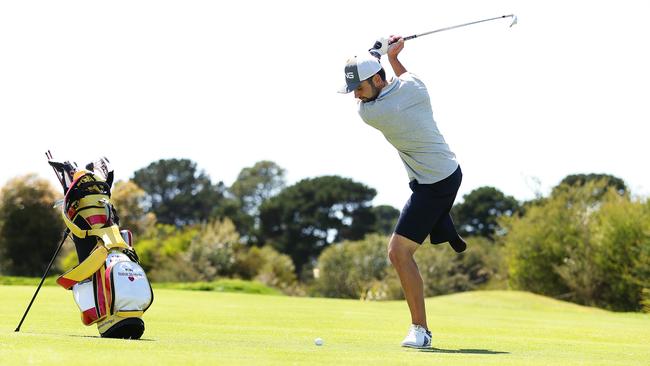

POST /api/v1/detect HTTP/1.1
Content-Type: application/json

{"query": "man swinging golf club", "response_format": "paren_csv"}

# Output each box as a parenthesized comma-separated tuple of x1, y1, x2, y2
(339, 35, 467, 348)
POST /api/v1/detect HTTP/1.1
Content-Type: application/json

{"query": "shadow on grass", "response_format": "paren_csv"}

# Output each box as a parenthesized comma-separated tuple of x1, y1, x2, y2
(420, 348, 509, 355)
(67, 334, 156, 341)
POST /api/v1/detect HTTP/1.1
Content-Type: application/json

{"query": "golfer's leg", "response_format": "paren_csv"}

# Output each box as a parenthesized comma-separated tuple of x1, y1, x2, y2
(388, 233, 427, 329)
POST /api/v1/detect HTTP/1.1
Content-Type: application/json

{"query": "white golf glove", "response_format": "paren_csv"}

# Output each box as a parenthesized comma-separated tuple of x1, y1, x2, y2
(369, 37, 390, 58)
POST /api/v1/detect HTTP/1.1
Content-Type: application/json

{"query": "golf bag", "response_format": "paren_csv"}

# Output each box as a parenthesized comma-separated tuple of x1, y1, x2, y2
(48, 154, 153, 339)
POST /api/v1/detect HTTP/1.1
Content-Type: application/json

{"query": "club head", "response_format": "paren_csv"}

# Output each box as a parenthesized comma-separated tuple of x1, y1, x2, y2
(510, 15, 518, 27)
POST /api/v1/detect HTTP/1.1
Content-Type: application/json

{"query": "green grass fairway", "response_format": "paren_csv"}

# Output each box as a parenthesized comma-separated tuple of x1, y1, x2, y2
(1, 286, 649, 365)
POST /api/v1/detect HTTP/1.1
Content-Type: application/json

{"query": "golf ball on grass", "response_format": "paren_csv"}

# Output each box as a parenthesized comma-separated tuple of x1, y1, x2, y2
(314, 337, 324, 346)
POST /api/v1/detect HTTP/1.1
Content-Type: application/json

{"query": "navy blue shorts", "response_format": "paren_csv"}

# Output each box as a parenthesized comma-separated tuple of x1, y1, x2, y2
(394, 166, 462, 245)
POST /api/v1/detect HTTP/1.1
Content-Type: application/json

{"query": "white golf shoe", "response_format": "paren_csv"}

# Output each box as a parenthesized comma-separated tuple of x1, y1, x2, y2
(401, 324, 432, 348)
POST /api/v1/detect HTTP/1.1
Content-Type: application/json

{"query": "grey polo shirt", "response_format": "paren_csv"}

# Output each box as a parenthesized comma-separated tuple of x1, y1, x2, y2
(358, 72, 458, 184)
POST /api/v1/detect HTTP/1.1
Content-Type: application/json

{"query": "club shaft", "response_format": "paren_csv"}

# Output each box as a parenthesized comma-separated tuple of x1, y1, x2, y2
(404, 14, 514, 40)
(14, 230, 69, 332)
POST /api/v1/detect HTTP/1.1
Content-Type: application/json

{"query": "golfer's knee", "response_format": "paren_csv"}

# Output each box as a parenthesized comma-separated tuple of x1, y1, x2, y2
(387, 238, 411, 266)
(387, 244, 399, 265)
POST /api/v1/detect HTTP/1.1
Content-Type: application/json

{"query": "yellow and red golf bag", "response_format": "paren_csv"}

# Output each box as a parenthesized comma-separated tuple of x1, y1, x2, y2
(48, 155, 153, 339)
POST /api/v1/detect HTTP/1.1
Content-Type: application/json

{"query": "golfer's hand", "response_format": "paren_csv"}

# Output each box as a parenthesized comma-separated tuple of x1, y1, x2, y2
(387, 35, 404, 59)
(369, 37, 390, 57)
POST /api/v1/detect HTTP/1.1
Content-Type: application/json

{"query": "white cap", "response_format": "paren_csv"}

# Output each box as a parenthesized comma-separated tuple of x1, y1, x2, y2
(338, 55, 382, 93)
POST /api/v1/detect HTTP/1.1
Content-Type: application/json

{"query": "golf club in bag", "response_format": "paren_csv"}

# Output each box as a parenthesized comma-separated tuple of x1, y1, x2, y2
(28, 151, 154, 339)
(369, 14, 517, 58)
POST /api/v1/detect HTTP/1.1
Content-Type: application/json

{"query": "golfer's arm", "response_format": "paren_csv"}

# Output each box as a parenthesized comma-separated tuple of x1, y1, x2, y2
(388, 56, 407, 77)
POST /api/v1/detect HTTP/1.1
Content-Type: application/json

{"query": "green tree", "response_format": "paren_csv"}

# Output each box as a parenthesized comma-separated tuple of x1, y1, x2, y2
(231, 161, 286, 216)
(226, 161, 286, 243)
(0, 174, 64, 276)
(451, 186, 520, 240)
(132, 159, 225, 226)
(371, 205, 400, 235)
(111, 180, 156, 238)
(553, 173, 627, 197)
(258, 176, 377, 273)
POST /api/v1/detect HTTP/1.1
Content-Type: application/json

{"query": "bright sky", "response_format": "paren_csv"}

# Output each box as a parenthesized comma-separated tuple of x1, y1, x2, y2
(1, 0, 649, 209)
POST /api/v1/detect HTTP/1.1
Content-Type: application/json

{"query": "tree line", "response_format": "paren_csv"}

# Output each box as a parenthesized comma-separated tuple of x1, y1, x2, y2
(0, 159, 647, 312)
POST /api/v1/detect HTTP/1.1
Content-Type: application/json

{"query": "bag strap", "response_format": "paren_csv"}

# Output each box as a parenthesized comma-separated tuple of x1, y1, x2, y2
(57, 245, 108, 289)
(58, 211, 130, 290)
(61, 209, 128, 247)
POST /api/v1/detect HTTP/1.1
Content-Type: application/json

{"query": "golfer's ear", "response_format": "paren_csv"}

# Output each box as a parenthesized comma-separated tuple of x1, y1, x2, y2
(372, 74, 382, 86)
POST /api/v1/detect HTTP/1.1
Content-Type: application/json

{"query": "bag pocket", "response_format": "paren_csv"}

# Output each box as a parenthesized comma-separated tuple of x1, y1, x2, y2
(106, 260, 153, 314)
(72, 279, 104, 325)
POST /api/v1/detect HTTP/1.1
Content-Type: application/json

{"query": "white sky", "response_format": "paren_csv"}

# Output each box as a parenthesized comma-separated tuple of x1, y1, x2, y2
(1, 0, 649, 209)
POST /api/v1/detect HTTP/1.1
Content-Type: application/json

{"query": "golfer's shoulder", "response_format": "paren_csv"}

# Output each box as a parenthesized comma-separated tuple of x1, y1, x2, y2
(399, 72, 425, 86)
(398, 72, 428, 95)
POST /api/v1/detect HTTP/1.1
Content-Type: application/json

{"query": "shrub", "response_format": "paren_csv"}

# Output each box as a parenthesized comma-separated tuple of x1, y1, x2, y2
(314, 234, 389, 299)
(415, 236, 504, 297)
(145, 219, 241, 283)
(236, 245, 297, 292)
(181, 218, 241, 281)
(313, 234, 503, 299)
(503, 181, 650, 311)
(135, 224, 199, 275)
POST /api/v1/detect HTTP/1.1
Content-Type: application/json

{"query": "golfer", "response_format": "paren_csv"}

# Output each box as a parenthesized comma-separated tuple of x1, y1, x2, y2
(339, 35, 466, 348)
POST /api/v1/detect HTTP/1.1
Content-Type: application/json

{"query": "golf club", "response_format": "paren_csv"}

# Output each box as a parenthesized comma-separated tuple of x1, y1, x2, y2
(370, 14, 517, 58)
(15, 229, 70, 332)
